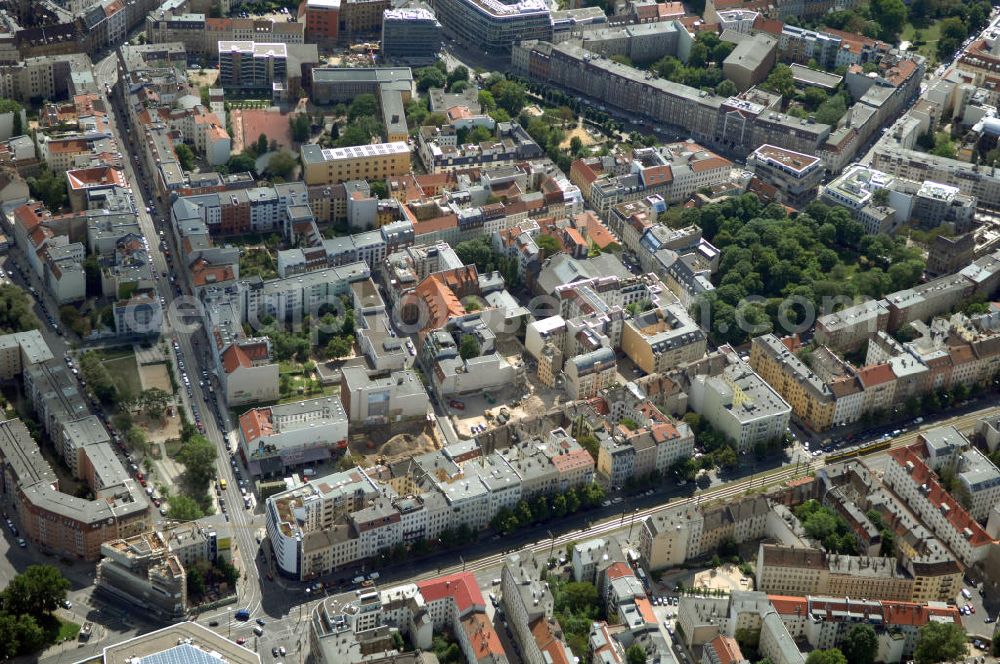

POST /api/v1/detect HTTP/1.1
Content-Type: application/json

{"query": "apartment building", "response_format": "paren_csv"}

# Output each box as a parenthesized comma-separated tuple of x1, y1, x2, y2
(146, 12, 304, 55)
(676, 590, 962, 664)
(301, 142, 411, 185)
(823, 164, 976, 235)
(639, 496, 769, 570)
(620, 303, 706, 375)
(313, 571, 506, 664)
(217, 41, 288, 90)
(756, 544, 915, 601)
(299, 0, 341, 43)
(747, 144, 824, 208)
(0, 417, 150, 561)
(514, 40, 833, 161)
(884, 444, 995, 566)
(750, 334, 836, 432)
(564, 347, 617, 400)
(96, 519, 222, 618)
(688, 347, 792, 453)
(501, 548, 575, 664)
(240, 261, 370, 326)
(0, 54, 89, 104)
(266, 466, 382, 577)
(912, 426, 1000, 522)
(814, 300, 889, 352)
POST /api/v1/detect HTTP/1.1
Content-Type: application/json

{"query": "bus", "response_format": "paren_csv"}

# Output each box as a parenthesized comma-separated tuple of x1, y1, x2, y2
(219, 479, 227, 491)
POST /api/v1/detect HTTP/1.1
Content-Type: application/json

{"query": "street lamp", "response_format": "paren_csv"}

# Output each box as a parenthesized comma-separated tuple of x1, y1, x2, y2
(627, 508, 640, 540)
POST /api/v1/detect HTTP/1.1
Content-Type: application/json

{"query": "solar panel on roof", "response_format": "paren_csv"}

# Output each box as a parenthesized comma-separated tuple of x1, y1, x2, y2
(138, 644, 226, 664)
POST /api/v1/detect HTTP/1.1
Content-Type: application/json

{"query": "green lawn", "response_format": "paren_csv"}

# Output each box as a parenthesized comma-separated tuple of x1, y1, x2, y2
(101, 354, 143, 397)
(56, 618, 81, 641)
(901, 21, 943, 61)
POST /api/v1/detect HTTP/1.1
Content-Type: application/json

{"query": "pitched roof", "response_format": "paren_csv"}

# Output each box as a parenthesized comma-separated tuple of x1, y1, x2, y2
(417, 571, 485, 616)
(888, 444, 993, 547)
(708, 635, 745, 664)
(222, 345, 251, 374)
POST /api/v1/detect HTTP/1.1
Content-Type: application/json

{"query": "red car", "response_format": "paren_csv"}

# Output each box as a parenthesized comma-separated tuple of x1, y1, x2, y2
(235, 637, 247, 645)
(449, 400, 465, 410)
(139, 478, 147, 487)
(136, 472, 144, 481)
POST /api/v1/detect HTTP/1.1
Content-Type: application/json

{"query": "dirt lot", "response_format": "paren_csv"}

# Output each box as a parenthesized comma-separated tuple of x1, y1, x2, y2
(138, 363, 172, 393)
(692, 564, 754, 593)
(138, 413, 182, 447)
(188, 68, 219, 88)
(352, 426, 440, 465)
(559, 124, 600, 150)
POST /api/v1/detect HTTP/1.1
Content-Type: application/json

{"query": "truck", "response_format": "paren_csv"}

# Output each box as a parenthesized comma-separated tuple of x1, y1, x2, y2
(235, 609, 250, 621)
(79, 622, 92, 641)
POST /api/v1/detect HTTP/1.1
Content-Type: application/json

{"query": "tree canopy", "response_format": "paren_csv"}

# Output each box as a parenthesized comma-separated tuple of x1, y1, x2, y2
(26, 167, 68, 211)
(683, 196, 925, 346)
(0, 285, 39, 333)
(290, 113, 311, 142)
(0, 564, 70, 658)
(806, 650, 847, 664)
(459, 334, 481, 360)
(168, 494, 206, 521)
(80, 352, 125, 405)
(842, 624, 878, 664)
(175, 434, 217, 489)
(913, 622, 967, 664)
(626, 643, 647, 664)
(793, 500, 857, 554)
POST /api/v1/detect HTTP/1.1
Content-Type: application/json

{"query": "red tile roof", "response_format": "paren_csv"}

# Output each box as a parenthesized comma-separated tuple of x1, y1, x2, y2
(605, 562, 636, 580)
(692, 156, 732, 173)
(240, 407, 273, 445)
(530, 618, 573, 664)
(888, 444, 993, 547)
(417, 571, 485, 616)
(634, 597, 658, 625)
(222, 345, 251, 374)
(13, 204, 43, 233)
(460, 612, 506, 663)
(858, 362, 895, 387)
(709, 635, 745, 664)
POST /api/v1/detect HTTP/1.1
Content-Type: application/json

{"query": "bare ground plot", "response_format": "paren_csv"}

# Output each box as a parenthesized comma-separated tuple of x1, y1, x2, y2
(139, 413, 182, 447)
(559, 125, 599, 150)
(353, 428, 440, 466)
(138, 362, 172, 393)
(188, 68, 220, 87)
(692, 564, 754, 593)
